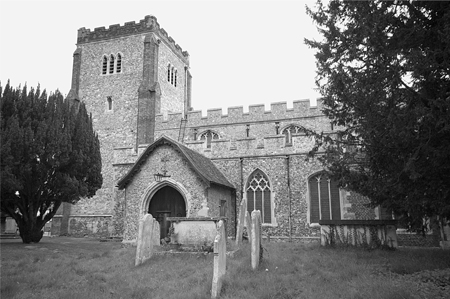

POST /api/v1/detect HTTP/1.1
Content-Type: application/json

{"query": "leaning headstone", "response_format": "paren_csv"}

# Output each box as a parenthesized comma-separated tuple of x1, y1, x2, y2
(235, 198, 247, 246)
(135, 214, 155, 266)
(251, 210, 262, 270)
(211, 220, 226, 299)
(153, 221, 160, 247)
(245, 211, 253, 242)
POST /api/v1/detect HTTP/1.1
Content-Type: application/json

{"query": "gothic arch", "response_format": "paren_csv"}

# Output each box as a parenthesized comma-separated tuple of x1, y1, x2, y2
(139, 178, 190, 219)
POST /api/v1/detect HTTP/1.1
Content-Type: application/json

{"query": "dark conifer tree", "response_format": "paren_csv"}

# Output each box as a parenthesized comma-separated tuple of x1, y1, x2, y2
(303, 1, 450, 230)
(0, 81, 102, 243)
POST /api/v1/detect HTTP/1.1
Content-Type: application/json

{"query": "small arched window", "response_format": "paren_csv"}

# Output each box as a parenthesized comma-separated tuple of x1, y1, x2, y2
(171, 67, 174, 85)
(102, 56, 108, 75)
(116, 53, 122, 73)
(107, 96, 113, 111)
(199, 130, 220, 149)
(246, 170, 272, 224)
(109, 54, 115, 74)
(281, 125, 302, 145)
(308, 172, 341, 223)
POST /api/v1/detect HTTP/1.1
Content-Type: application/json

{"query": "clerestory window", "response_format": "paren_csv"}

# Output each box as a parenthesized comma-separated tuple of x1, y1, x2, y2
(198, 130, 220, 149)
(281, 125, 302, 145)
(246, 170, 273, 224)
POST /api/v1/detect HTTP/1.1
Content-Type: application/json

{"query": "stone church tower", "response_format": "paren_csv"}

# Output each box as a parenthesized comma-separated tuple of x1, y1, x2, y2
(54, 16, 192, 236)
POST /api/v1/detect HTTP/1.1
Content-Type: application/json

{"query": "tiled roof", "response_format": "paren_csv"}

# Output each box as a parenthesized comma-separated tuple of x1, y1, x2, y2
(116, 135, 235, 190)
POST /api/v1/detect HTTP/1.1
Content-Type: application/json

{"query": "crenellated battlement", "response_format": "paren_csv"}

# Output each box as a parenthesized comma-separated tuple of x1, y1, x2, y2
(77, 15, 189, 62)
(156, 98, 324, 129)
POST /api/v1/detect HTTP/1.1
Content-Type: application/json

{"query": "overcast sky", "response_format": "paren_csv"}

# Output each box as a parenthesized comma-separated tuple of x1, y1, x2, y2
(0, 0, 322, 114)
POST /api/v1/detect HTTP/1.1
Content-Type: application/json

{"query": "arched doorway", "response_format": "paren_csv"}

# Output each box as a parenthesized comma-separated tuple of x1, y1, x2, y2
(148, 186, 186, 239)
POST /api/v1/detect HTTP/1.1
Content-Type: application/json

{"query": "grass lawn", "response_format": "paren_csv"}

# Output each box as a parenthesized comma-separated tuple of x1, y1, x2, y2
(1, 237, 449, 299)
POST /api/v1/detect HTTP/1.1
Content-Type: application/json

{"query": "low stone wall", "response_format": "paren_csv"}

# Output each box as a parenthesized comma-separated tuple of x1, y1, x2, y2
(319, 220, 398, 248)
(51, 215, 113, 238)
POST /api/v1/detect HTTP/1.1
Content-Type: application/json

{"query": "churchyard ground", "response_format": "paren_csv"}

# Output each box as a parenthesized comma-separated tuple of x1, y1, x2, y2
(1, 237, 449, 299)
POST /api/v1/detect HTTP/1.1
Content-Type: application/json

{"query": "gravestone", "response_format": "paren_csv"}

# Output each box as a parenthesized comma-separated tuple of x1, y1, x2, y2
(135, 214, 157, 266)
(5, 217, 17, 234)
(251, 210, 262, 270)
(211, 220, 226, 299)
(153, 221, 160, 246)
(235, 198, 247, 246)
(245, 211, 252, 242)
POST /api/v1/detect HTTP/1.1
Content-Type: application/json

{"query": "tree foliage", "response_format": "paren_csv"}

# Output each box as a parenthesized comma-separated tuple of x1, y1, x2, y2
(304, 1, 450, 225)
(0, 82, 102, 243)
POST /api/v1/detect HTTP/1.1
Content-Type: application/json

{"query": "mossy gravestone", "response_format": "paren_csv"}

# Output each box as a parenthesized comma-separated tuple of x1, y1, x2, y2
(211, 220, 226, 299)
(135, 214, 158, 266)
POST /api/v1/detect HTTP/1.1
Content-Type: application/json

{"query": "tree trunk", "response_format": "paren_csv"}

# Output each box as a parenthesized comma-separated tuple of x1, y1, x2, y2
(18, 221, 44, 244)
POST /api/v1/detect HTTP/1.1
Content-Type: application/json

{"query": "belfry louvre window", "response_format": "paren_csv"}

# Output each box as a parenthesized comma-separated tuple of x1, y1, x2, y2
(109, 54, 115, 74)
(309, 172, 341, 223)
(246, 170, 272, 224)
(116, 53, 122, 73)
(102, 56, 108, 75)
(199, 130, 220, 148)
(281, 125, 302, 145)
(167, 64, 171, 82)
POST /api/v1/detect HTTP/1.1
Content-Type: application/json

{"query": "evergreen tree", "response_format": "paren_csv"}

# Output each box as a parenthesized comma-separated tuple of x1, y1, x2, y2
(304, 1, 450, 229)
(0, 81, 102, 243)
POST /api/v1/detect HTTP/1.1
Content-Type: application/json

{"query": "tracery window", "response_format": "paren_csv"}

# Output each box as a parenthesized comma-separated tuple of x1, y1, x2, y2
(116, 53, 122, 73)
(198, 130, 220, 148)
(109, 54, 115, 74)
(281, 125, 302, 145)
(102, 56, 108, 75)
(246, 170, 272, 224)
(308, 172, 341, 223)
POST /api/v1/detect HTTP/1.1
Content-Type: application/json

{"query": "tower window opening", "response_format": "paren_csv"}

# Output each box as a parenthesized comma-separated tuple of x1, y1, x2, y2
(116, 53, 122, 73)
(199, 130, 220, 149)
(171, 67, 174, 85)
(102, 56, 108, 75)
(107, 96, 113, 111)
(109, 54, 115, 74)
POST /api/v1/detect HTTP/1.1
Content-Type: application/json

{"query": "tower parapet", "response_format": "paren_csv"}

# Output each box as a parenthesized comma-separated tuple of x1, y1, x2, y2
(77, 15, 189, 63)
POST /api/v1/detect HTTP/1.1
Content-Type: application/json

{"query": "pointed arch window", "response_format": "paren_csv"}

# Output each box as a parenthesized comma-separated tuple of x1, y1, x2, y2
(246, 170, 272, 224)
(109, 54, 115, 74)
(171, 66, 174, 85)
(308, 172, 341, 223)
(102, 56, 108, 75)
(116, 53, 122, 73)
(281, 125, 302, 145)
(198, 130, 220, 149)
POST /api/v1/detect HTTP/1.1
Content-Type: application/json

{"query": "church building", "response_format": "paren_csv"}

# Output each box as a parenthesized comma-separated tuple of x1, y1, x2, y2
(51, 15, 408, 246)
